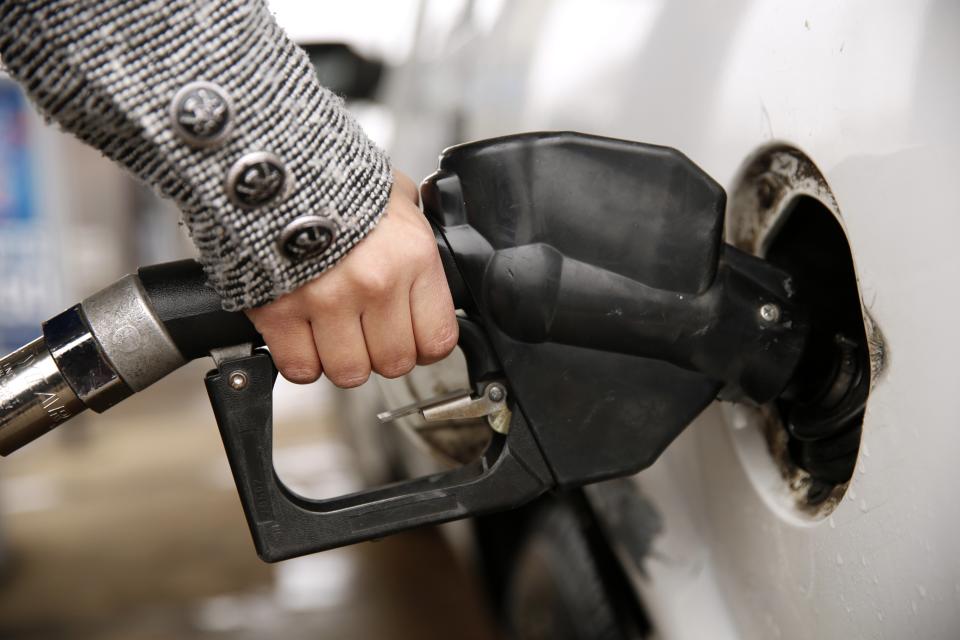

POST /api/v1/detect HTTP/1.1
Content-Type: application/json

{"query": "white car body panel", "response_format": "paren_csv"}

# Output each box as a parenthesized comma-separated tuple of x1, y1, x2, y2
(381, 1, 960, 637)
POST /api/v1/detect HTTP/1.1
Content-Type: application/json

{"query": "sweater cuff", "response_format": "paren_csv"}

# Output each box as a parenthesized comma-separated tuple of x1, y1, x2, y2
(188, 105, 395, 311)
(0, 0, 395, 311)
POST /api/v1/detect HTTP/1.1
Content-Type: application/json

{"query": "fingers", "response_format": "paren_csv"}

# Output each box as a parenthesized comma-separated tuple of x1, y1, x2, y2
(410, 257, 459, 365)
(245, 306, 321, 384)
(361, 290, 417, 379)
(311, 309, 371, 388)
(246, 170, 459, 388)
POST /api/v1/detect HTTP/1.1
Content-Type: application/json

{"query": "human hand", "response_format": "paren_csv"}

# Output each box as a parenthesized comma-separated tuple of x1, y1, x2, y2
(245, 172, 459, 387)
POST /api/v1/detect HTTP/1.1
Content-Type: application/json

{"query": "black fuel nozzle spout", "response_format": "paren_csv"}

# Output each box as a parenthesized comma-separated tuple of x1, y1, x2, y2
(419, 132, 822, 490)
(776, 332, 871, 489)
(426, 132, 811, 412)
(481, 241, 808, 407)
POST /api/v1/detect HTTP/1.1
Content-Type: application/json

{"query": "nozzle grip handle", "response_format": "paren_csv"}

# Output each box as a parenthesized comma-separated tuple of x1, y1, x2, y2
(207, 317, 551, 561)
(137, 261, 262, 360)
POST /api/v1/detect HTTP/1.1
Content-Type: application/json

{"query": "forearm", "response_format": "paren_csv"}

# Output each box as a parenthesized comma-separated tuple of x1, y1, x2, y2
(0, 0, 392, 310)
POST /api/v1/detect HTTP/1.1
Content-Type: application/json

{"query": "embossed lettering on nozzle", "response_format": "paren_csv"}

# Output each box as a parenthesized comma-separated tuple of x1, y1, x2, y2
(0, 338, 85, 456)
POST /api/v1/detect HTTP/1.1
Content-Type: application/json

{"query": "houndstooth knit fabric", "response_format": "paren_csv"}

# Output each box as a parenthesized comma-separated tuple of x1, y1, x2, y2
(0, 0, 393, 310)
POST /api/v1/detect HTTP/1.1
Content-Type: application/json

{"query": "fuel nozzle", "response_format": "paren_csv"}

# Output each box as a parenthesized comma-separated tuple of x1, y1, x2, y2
(0, 261, 260, 455)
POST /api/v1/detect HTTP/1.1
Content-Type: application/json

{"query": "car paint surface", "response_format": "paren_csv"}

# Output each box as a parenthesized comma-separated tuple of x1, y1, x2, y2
(379, 1, 960, 638)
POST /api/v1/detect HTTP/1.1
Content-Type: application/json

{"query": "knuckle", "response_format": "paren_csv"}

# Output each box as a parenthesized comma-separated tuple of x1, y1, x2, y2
(409, 235, 439, 268)
(374, 353, 416, 379)
(327, 363, 371, 389)
(278, 362, 321, 385)
(420, 321, 459, 362)
(354, 268, 392, 296)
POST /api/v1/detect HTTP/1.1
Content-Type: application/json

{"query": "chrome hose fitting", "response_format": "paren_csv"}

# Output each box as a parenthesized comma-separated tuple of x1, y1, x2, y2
(0, 337, 85, 455)
(0, 275, 186, 456)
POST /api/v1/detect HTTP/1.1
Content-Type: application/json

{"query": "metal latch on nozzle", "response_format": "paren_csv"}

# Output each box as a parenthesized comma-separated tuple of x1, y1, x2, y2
(377, 382, 511, 435)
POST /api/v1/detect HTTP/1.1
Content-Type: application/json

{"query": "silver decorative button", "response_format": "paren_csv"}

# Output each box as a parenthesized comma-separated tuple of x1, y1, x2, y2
(170, 81, 233, 147)
(279, 216, 338, 261)
(226, 151, 290, 209)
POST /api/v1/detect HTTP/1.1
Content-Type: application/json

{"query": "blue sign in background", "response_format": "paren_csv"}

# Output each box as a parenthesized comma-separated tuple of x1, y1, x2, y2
(0, 83, 35, 223)
(0, 80, 62, 354)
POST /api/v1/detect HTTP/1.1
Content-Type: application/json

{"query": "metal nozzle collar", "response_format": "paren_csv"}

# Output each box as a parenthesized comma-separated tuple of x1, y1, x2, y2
(80, 274, 185, 393)
(0, 271, 190, 456)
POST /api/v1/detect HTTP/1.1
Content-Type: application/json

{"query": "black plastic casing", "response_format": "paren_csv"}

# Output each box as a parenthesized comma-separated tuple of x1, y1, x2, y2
(138, 260, 262, 360)
(424, 132, 806, 487)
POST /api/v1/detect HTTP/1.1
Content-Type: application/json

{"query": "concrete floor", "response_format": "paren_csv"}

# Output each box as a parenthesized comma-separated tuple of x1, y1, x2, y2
(0, 361, 501, 640)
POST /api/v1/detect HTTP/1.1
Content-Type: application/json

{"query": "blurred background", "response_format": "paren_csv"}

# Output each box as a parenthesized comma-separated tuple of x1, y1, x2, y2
(0, 1, 510, 638)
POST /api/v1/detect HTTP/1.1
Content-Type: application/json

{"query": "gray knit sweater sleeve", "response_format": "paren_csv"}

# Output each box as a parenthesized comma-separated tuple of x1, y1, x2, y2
(0, 0, 393, 310)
